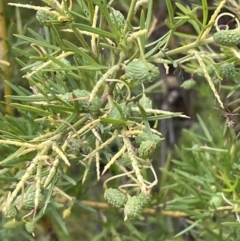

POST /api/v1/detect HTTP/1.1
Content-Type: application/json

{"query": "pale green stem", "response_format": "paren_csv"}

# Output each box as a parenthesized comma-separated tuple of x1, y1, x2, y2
(102, 145, 127, 175)
(6, 143, 51, 210)
(34, 161, 42, 218)
(122, 129, 147, 194)
(82, 130, 118, 162)
(194, 51, 224, 109)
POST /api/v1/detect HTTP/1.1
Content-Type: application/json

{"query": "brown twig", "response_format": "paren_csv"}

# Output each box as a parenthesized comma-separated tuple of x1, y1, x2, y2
(81, 200, 235, 218)
(0, 0, 13, 115)
(82, 200, 188, 217)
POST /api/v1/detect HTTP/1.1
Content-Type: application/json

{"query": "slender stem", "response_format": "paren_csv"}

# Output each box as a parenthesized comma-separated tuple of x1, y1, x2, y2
(198, 0, 227, 41)
(150, 37, 214, 61)
(0, 1, 13, 115)
(123, 0, 138, 34)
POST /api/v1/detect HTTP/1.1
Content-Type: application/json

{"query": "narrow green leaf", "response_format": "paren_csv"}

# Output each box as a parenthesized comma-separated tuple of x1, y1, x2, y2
(113, 101, 127, 121)
(145, 0, 153, 29)
(0, 176, 18, 181)
(201, 0, 208, 26)
(76, 0, 92, 21)
(93, 0, 117, 35)
(175, 3, 190, 14)
(166, 0, 175, 24)
(49, 207, 69, 235)
(27, 28, 47, 42)
(136, 103, 154, 141)
(5, 81, 28, 96)
(77, 65, 108, 70)
(13, 47, 32, 57)
(75, 199, 96, 213)
(6, 94, 54, 102)
(221, 222, 240, 227)
(49, 23, 64, 49)
(10, 103, 50, 116)
(100, 117, 126, 126)
(175, 169, 205, 185)
(54, 111, 78, 134)
(70, 10, 90, 22)
(177, 178, 201, 197)
(174, 219, 200, 238)
(63, 40, 100, 66)
(13, 34, 60, 50)
(0, 130, 26, 142)
(0, 147, 26, 165)
(139, 10, 146, 52)
(62, 174, 77, 185)
(72, 23, 116, 39)
(87, 0, 95, 21)
(197, 114, 213, 143)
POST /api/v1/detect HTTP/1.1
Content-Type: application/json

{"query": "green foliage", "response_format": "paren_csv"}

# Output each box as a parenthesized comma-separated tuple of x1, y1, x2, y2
(1, 0, 240, 240)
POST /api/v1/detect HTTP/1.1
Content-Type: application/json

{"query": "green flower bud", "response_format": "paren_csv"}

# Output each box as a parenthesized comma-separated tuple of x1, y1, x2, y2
(124, 196, 143, 220)
(15, 191, 45, 210)
(137, 192, 151, 207)
(126, 60, 160, 86)
(67, 138, 82, 155)
(36, 7, 58, 26)
(218, 62, 236, 80)
(213, 30, 240, 46)
(139, 140, 156, 159)
(3, 205, 17, 219)
(120, 152, 132, 168)
(104, 188, 127, 208)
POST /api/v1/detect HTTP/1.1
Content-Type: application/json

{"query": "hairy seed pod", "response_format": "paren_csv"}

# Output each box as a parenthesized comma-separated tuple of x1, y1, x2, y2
(139, 140, 156, 159)
(15, 192, 45, 210)
(104, 188, 127, 208)
(124, 196, 144, 220)
(213, 30, 240, 46)
(218, 62, 236, 80)
(126, 60, 160, 86)
(3, 205, 17, 219)
(67, 138, 82, 155)
(36, 7, 58, 26)
(54, 58, 71, 81)
(110, 10, 125, 30)
(137, 193, 151, 207)
(120, 152, 132, 168)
